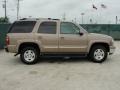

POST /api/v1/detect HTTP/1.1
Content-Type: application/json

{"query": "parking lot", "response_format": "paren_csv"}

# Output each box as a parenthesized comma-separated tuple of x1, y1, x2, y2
(0, 41, 120, 90)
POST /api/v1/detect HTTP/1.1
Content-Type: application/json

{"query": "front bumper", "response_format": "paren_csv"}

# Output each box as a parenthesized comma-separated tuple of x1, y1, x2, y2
(109, 46, 116, 55)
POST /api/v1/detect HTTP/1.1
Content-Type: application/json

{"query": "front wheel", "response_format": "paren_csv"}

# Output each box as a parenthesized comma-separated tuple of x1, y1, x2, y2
(88, 45, 108, 63)
(20, 47, 39, 64)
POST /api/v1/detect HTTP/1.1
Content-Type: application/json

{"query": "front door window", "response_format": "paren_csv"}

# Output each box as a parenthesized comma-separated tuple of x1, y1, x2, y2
(60, 22, 80, 34)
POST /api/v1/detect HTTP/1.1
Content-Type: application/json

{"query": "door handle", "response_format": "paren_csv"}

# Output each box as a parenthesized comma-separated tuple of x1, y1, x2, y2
(61, 37, 64, 39)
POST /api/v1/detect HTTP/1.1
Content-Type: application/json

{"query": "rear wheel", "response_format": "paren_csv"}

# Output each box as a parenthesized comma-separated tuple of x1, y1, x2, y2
(20, 47, 39, 64)
(88, 45, 108, 63)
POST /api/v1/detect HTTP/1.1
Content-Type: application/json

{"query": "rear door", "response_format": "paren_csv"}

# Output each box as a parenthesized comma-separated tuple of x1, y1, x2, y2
(37, 21, 59, 53)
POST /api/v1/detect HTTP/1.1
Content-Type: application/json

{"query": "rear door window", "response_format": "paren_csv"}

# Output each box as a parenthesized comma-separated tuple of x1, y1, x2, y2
(38, 22, 56, 34)
(9, 21, 36, 33)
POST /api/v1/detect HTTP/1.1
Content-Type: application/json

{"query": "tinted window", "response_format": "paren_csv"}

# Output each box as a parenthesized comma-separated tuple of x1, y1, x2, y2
(9, 21, 36, 33)
(38, 22, 56, 34)
(60, 22, 80, 34)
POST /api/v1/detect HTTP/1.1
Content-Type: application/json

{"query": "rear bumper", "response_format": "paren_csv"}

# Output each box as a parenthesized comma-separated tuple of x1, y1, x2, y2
(109, 46, 116, 55)
(4, 45, 17, 53)
(4, 46, 9, 52)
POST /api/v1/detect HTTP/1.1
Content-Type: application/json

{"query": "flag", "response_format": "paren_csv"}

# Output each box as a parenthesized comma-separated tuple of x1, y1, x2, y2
(93, 4, 97, 10)
(101, 4, 107, 9)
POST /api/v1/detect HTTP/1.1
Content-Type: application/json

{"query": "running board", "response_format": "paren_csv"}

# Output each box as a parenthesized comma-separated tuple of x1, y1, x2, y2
(41, 53, 88, 57)
(14, 53, 19, 56)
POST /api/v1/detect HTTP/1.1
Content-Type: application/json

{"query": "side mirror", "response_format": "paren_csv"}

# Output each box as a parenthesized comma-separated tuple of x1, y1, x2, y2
(79, 32, 84, 36)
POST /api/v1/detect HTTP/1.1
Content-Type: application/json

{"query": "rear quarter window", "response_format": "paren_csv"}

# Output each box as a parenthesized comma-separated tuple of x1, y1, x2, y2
(8, 21, 36, 33)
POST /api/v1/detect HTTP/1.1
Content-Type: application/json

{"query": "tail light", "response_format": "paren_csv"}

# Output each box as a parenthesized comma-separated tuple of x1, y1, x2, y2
(6, 36, 10, 45)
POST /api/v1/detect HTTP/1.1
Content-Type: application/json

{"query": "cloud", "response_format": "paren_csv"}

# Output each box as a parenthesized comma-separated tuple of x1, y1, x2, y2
(0, 0, 120, 24)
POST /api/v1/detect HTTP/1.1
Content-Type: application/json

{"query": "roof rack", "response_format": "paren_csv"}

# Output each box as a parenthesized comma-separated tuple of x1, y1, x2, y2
(48, 18, 60, 20)
(20, 18, 39, 20)
(20, 18, 60, 21)
(20, 18, 27, 20)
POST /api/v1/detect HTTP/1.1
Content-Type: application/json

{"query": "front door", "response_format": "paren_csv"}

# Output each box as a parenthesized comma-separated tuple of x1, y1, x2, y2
(59, 22, 88, 53)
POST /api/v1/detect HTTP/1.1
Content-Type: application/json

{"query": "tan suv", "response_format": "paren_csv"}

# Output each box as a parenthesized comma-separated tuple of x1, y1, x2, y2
(5, 18, 115, 64)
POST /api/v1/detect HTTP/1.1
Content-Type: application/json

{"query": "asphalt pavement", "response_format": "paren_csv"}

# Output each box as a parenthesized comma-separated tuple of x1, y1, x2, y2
(0, 42, 120, 90)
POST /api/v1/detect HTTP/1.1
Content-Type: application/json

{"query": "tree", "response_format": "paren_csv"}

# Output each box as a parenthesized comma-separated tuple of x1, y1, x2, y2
(0, 17, 9, 23)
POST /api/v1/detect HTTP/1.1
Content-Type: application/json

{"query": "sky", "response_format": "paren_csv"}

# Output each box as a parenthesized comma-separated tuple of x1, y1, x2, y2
(0, 0, 120, 24)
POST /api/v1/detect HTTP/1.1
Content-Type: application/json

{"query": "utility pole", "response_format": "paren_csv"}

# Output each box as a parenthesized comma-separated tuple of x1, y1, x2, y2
(17, 0, 20, 20)
(17, 0, 23, 20)
(3, 0, 7, 19)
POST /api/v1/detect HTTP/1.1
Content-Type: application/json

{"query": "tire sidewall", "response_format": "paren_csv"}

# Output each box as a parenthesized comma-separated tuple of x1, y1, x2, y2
(89, 45, 108, 63)
(20, 47, 39, 64)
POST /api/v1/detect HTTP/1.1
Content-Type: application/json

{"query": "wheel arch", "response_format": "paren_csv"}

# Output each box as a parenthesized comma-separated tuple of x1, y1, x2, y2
(89, 42, 110, 53)
(18, 42, 40, 54)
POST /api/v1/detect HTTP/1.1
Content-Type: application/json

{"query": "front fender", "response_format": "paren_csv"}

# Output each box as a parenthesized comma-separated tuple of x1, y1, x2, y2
(87, 40, 110, 53)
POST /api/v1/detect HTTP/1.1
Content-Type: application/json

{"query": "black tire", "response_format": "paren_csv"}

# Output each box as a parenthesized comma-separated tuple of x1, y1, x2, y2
(88, 45, 108, 63)
(20, 47, 39, 65)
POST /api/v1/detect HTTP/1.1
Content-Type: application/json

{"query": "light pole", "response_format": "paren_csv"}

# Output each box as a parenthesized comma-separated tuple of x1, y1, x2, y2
(81, 13, 85, 24)
(116, 16, 118, 24)
(62, 13, 66, 21)
(74, 18, 76, 23)
(90, 18, 93, 24)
